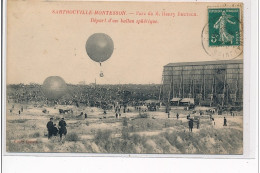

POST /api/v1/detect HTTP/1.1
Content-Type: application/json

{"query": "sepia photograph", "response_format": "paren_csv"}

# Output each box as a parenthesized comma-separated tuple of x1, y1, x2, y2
(5, 1, 244, 154)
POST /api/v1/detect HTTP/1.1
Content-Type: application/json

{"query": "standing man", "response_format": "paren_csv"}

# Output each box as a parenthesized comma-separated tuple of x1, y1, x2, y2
(188, 118, 194, 132)
(212, 118, 215, 126)
(197, 118, 200, 129)
(123, 105, 126, 113)
(168, 111, 170, 118)
(176, 113, 179, 119)
(46, 118, 54, 139)
(59, 118, 67, 141)
(223, 117, 227, 126)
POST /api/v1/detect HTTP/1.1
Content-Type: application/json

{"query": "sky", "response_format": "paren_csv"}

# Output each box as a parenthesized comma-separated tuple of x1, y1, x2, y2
(6, 1, 243, 84)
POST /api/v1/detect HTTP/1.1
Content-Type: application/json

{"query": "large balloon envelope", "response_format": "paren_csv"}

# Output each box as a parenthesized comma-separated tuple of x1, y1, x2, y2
(42, 76, 67, 100)
(85, 33, 114, 63)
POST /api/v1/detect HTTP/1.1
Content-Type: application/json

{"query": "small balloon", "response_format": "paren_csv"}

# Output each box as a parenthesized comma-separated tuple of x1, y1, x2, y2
(86, 33, 114, 63)
(42, 76, 67, 100)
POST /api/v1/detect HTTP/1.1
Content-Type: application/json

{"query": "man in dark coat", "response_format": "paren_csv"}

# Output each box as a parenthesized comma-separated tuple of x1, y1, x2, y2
(188, 118, 194, 132)
(46, 118, 54, 139)
(58, 118, 67, 140)
(223, 117, 227, 126)
(52, 124, 59, 136)
(176, 113, 179, 119)
(197, 119, 200, 129)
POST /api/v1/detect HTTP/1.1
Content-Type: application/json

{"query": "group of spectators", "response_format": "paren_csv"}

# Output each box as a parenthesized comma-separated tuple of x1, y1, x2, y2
(187, 114, 228, 132)
(46, 117, 67, 140)
(7, 84, 160, 108)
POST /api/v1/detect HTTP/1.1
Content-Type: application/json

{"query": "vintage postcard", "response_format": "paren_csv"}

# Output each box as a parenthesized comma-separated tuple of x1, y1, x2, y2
(5, 1, 244, 154)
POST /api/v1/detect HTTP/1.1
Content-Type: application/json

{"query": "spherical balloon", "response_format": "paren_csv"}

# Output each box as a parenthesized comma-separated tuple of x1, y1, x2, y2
(42, 76, 67, 100)
(86, 33, 114, 63)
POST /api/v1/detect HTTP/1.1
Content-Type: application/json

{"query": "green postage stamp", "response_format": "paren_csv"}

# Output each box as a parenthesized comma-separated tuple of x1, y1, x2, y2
(208, 8, 240, 46)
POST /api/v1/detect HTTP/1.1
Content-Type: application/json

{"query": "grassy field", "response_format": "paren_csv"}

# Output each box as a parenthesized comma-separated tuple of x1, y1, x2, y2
(6, 103, 243, 154)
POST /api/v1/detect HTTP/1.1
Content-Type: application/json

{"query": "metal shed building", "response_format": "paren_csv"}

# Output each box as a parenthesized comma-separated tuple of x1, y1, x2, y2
(160, 59, 243, 107)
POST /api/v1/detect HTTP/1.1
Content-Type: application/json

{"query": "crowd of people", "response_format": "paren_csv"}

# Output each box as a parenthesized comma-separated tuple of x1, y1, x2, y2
(8, 84, 234, 141)
(7, 84, 160, 108)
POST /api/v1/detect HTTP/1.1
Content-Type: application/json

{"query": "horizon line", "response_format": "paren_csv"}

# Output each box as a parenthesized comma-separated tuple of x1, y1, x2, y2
(6, 83, 162, 85)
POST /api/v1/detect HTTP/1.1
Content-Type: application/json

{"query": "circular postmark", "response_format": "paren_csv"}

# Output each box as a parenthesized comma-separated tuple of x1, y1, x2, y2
(201, 18, 243, 60)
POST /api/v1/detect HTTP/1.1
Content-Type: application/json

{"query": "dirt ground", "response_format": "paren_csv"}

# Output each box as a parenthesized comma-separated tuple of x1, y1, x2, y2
(5, 103, 243, 154)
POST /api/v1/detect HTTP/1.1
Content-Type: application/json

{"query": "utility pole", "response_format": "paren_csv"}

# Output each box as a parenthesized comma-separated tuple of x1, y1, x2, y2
(182, 66, 184, 98)
(203, 66, 205, 100)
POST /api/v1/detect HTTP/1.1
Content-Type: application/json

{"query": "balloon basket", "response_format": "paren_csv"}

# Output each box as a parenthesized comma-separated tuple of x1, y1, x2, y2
(100, 71, 104, 77)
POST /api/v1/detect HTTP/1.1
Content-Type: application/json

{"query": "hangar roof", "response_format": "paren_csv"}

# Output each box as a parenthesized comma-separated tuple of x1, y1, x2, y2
(164, 59, 243, 67)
